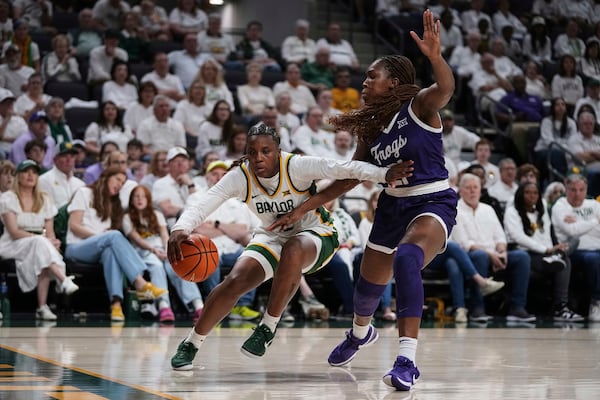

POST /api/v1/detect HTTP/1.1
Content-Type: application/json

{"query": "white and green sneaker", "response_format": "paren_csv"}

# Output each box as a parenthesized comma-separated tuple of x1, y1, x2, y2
(240, 324, 276, 358)
(171, 340, 198, 371)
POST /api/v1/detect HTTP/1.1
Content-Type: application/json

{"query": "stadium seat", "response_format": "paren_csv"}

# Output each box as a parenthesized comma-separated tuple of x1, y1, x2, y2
(45, 81, 90, 102)
(65, 107, 99, 140)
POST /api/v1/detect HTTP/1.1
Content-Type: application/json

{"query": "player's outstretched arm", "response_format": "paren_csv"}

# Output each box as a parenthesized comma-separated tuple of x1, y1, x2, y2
(410, 9, 454, 117)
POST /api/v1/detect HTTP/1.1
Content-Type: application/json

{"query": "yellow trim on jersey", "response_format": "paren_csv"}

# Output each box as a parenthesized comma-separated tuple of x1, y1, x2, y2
(249, 155, 283, 198)
(247, 242, 280, 268)
(240, 163, 252, 204)
(284, 154, 311, 195)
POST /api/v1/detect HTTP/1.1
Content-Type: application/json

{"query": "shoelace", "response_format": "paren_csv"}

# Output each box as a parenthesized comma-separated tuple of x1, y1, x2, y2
(248, 325, 272, 345)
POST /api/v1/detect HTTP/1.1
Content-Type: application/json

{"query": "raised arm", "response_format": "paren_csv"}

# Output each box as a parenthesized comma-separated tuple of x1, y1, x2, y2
(410, 10, 455, 125)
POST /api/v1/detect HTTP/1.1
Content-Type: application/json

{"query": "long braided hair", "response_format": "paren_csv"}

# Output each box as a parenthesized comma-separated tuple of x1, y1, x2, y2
(330, 55, 420, 145)
(514, 182, 545, 236)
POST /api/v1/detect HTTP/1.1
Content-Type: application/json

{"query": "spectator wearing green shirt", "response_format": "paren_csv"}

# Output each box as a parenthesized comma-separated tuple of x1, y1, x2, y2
(300, 46, 335, 93)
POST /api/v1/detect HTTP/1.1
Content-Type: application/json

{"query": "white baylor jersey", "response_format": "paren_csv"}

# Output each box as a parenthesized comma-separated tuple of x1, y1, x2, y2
(173, 151, 390, 235)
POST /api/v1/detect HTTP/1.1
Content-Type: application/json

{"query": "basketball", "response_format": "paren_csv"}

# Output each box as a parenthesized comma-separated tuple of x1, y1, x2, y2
(171, 234, 219, 283)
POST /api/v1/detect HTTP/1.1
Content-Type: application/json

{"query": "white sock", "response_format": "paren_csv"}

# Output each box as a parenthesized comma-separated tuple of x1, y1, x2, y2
(260, 312, 280, 332)
(185, 329, 206, 349)
(398, 336, 418, 362)
(158, 299, 170, 310)
(352, 317, 371, 339)
(192, 298, 204, 311)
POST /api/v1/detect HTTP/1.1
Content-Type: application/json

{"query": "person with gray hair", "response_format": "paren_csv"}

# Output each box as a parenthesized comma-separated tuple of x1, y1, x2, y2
(567, 110, 600, 197)
(281, 19, 316, 65)
(452, 172, 534, 323)
(551, 174, 600, 321)
(488, 158, 517, 207)
(137, 95, 186, 155)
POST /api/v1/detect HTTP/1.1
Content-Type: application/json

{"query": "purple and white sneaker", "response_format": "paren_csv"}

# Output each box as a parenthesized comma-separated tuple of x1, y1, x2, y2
(328, 325, 378, 366)
(382, 356, 420, 391)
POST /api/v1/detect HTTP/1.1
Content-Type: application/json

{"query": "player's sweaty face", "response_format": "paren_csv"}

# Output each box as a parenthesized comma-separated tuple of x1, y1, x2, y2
(246, 135, 280, 178)
(362, 61, 393, 104)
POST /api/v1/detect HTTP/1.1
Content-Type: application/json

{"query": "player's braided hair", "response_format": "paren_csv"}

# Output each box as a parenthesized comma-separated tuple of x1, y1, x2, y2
(330, 55, 420, 144)
(230, 123, 281, 168)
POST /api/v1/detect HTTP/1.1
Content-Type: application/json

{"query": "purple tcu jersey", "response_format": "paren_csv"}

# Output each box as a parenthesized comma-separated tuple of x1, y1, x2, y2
(368, 100, 448, 187)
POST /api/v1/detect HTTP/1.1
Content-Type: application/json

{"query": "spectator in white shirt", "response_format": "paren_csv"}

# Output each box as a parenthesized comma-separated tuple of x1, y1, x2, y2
(173, 79, 209, 146)
(92, 0, 130, 31)
(123, 81, 157, 134)
(102, 59, 138, 111)
(439, 9, 462, 60)
(461, 0, 492, 35)
(193, 58, 234, 113)
(87, 29, 128, 85)
(554, 19, 586, 61)
(281, 19, 316, 65)
(13, 72, 50, 121)
(488, 158, 518, 209)
(0, 44, 35, 97)
(141, 52, 185, 108)
(236, 62, 275, 121)
(152, 146, 196, 228)
(492, 0, 527, 39)
(197, 13, 235, 65)
(316, 23, 360, 71)
(137, 95, 186, 155)
(0, 89, 27, 160)
(84, 101, 133, 155)
(522, 16, 553, 67)
(38, 142, 85, 208)
(292, 106, 336, 157)
(551, 174, 600, 321)
(567, 110, 600, 196)
(41, 34, 81, 83)
(439, 109, 480, 170)
(275, 91, 301, 134)
(168, 32, 213, 89)
(168, 0, 207, 40)
(449, 30, 481, 79)
(273, 63, 317, 116)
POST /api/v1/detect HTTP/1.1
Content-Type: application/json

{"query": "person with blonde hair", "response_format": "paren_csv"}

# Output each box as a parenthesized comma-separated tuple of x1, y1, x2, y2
(0, 160, 79, 320)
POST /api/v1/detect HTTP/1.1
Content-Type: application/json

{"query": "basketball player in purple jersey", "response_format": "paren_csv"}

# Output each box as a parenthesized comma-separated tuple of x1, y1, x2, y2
(269, 10, 457, 391)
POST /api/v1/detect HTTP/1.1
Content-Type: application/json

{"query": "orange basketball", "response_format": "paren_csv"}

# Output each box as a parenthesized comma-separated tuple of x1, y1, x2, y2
(171, 234, 219, 283)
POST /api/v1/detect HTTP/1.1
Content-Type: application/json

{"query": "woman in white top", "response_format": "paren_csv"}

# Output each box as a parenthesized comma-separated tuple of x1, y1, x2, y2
(173, 79, 209, 148)
(237, 62, 275, 121)
(195, 100, 234, 158)
(168, 0, 207, 38)
(123, 81, 157, 134)
(84, 101, 134, 155)
(522, 17, 552, 66)
(13, 73, 51, 120)
(551, 55, 584, 115)
(41, 34, 81, 83)
(579, 38, 600, 83)
(533, 97, 577, 182)
(65, 167, 168, 322)
(524, 61, 549, 100)
(0, 160, 78, 320)
(193, 58, 234, 113)
(102, 60, 138, 111)
(504, 182, 583, 321)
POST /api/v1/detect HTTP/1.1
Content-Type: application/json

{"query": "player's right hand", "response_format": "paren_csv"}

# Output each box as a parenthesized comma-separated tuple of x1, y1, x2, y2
(167, 230, 189, 264)
(386, 160, 414, 185)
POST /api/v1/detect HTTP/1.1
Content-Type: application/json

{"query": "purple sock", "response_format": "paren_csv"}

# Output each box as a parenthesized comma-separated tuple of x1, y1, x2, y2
(353, 275, 388, 317)
(394, 243, 425, 318)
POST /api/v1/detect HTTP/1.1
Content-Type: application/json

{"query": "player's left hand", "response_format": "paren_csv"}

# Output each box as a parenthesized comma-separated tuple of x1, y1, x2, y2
(266, 208, 303, 232)
(410, 9, 441, 60)
(386, 160, 414, 185)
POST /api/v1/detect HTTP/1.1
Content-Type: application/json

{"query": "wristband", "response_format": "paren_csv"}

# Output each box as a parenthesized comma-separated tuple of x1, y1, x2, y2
(214, 220, 220, 229)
